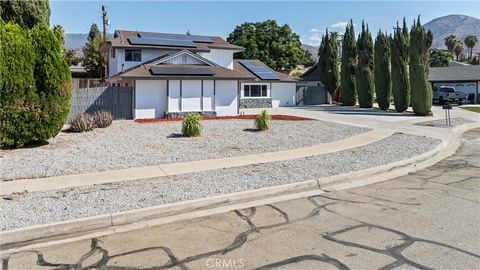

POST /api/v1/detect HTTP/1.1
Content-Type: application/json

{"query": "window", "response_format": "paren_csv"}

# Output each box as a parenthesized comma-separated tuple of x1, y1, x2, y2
(125, 49, 141, 62)
(111, 48, 115, 58)
(243, 84, 268, 98)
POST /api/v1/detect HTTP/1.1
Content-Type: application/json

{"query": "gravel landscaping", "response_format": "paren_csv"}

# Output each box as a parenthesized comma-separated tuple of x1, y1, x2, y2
(0, 120, 369, 181)
(0, 133, 440, 231)
(415, 118, 475, 128)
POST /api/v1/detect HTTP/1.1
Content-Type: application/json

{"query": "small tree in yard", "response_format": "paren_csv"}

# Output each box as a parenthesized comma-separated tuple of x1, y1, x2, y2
(390, 19, 410, 112)
(356, 21, 374, 108)
(374, 31, 392, 110)
(409, 16, 433, 116)
(255, 110, 272, 131)
(83, 23, 106, 77)
(182, 114, 202, 137)
(340, 20, 357, 106)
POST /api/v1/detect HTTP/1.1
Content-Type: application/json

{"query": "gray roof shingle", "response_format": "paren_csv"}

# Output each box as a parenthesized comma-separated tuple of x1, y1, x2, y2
(428, 65, 480, 82)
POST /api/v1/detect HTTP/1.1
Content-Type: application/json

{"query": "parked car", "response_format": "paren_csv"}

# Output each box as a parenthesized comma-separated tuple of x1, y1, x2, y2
(432, 86, 466, 105)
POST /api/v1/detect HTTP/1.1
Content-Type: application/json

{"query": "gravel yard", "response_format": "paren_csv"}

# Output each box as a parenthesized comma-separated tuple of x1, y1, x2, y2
(0, 133, 440, 230)
(415, 117, 475, 128)
(0, 120, 369, 180)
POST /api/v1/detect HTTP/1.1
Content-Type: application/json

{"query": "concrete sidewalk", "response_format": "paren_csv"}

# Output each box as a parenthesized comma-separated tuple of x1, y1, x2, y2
(0, 129, 392, 195)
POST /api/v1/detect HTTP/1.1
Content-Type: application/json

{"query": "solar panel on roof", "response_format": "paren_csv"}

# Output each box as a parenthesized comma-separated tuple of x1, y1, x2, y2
(150, 66, 215, 76)
(128, 37, 196, 48)
(239, 60, 279, 80)
(138, 32, 213, 43)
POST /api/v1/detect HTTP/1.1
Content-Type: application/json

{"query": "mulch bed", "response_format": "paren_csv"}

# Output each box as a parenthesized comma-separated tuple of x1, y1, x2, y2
(135, 114, 311, 123)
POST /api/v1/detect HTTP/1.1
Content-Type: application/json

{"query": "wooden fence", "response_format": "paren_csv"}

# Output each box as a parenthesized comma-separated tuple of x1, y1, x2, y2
(68, 86, 134, 120)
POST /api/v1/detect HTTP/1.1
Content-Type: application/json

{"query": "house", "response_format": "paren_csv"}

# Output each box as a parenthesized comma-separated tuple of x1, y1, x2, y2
(103, 30, 297, 119)
(428, 65, 480, 103)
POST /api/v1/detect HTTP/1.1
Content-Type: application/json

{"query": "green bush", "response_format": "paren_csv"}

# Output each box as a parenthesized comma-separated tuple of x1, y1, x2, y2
(182, 113, 202, 137)
(340, 20, 357, 106)
(69, 113, 94, 132)
(0, 21, 38, 147)
(391, 19, 410, 112)
(356, 22, 375, 108)
(374, 31, 392, 110)
(29, 24, 72, 142)
(409, 17, 433, 116)
(255, 110, 272, 131)
(0, 22, 72, 148)
(93, 110, 113, 128)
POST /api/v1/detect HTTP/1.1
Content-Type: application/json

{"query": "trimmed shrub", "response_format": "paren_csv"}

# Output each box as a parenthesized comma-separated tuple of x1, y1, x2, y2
(182, 113, 202, 137)
(356, 21, 375, 108)
(0, 21, 38, 148)
(409, 16, 433, 116)
(93, 110, 113, 128)
(374, 31, 392, 110)
(69, 113, 94, 132)
(340, 20, 357, 106)
(390, 19, 410, 112)
(255, 110, 272, 131)
(29, 24, 72, 142)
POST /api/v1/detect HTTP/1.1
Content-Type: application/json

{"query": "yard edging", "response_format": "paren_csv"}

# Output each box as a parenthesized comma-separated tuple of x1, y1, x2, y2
(1, 122, 478, 251)
(0, 129, 390, 195)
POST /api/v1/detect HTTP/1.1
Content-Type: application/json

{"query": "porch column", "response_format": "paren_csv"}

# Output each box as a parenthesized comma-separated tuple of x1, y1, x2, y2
(179, 80, 183, 112)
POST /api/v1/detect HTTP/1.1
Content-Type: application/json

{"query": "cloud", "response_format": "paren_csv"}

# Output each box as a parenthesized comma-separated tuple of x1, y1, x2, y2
(308, 28, 320, 33)
(330, 21, 355, 31)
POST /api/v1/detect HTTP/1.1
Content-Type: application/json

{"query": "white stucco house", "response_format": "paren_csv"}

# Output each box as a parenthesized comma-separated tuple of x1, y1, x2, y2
(103, 30, 297, 119)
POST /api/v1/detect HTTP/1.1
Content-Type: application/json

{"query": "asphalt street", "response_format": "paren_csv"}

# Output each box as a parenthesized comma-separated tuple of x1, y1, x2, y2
(2, 128, 479, 270)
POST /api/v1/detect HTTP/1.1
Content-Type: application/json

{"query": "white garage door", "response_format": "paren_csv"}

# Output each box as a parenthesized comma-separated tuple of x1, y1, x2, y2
(135, 80, 167, 119)
(215, 80, 238, 116)
(271, 83, 296, 107)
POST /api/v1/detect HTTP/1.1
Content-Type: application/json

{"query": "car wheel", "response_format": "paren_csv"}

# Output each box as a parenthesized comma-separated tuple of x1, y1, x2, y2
(458, 99, 463, 105)
(439, 96, 444, 105)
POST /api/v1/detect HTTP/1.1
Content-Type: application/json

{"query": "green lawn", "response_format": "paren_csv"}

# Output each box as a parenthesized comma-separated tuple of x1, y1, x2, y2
(461, 107, 480, 113)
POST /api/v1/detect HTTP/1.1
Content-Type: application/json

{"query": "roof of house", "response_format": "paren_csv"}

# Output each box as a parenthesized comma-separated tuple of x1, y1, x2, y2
(428, 65, 480, 82)
(298, 63, 320, 81)
(104, 30, 244, 52)
(233, 60, 296, 82)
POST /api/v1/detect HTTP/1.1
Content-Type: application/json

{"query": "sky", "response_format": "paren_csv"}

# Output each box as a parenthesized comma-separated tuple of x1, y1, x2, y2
(50, 0, 480, 46)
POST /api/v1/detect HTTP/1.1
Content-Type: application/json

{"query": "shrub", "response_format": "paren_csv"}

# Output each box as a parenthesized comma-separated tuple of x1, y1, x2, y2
(0, 21, 37, 148)
(70, 113, 94, 132)
(182, 113, 202, 137)
(93, 110, 113, 128)
(255, 110, 272, 131)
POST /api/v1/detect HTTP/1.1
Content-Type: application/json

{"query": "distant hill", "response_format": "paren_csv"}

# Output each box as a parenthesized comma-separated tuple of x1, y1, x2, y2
(65, 33, 113, 53)
(424, 14, 480, 53)
(302, 44, 318, 60)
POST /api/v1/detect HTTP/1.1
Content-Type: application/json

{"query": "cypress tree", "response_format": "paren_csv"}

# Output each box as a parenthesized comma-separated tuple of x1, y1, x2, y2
(0, 0, 50, 29)
(356, 21, 374, 108)
(318, 29, 340, 97)
(409, 16, 433, 116)
(390, 19, 410, 112)
(340, 20, 357, 106)
(374, 31, 392, 110)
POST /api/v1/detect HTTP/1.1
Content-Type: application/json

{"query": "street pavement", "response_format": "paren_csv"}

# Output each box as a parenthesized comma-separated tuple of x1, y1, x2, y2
(2, 128, 479, 270)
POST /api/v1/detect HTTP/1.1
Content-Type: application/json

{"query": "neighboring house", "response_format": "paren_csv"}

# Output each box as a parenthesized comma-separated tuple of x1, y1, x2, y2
(103, 30, 297, 119)
(429, 65, 480, 103)
(296, 64, 330, 105)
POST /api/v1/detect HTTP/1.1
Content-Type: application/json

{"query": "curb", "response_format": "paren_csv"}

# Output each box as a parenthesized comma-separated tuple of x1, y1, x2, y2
(1, 122, 478, 251)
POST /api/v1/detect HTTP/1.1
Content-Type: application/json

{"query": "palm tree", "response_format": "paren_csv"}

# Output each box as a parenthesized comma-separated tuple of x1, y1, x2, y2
(453, 41, 464, 61)
(444, 35, 457, 53)
(464, 34, 478, 59)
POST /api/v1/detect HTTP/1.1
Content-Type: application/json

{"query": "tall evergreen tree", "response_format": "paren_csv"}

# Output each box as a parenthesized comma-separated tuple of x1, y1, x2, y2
(318, 29, 340, 97)
(374, 31, 392, 110)
(340, 20, 357, 106)
(0, 0, 50, 29)
(82, 23, 106, 77)
(356, 21, 374, 108)
(390, 19, 410, 112)
(409, 16, 433, 116)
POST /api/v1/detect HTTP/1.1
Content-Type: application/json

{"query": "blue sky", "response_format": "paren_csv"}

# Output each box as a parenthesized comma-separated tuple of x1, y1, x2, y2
(50, 1, 480, 46)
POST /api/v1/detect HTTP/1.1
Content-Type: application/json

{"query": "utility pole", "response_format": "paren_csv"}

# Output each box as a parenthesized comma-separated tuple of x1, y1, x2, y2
(102, 4, 108, 78)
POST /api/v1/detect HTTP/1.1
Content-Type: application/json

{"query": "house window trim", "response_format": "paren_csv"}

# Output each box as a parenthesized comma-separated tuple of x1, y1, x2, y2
(242, 83, 270, 99)
(125, 49, 142, 62)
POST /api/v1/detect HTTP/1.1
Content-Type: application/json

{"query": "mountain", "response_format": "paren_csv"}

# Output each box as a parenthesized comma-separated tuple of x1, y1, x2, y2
(423, 14, 480, 53)
(302, 44, 319, 60)
(65, 33, 114, 53)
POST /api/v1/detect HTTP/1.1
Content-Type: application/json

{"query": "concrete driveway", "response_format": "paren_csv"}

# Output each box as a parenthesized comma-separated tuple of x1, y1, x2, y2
(3, 128, 479, 269)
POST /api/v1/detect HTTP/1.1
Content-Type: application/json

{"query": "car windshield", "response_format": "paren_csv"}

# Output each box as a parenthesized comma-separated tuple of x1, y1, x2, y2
(440, 88, 455, 93)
